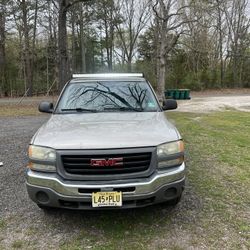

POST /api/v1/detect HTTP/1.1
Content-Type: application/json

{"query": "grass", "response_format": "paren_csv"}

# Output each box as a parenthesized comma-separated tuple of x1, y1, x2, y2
(168, 111, 250, 247)
(171, 111, 250, 205)
(0, 105, 39, 116)
(0, 96, 56, 116)
(0, 219, 6, 249)
(0, 219, 6, 229)
(59, 110, 250, 249)
(60, 208, 172, 250)
(11, 240, 24, 249)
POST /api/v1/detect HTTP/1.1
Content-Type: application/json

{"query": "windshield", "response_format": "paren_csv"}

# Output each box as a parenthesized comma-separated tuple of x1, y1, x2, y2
(56, 81, 160, 113)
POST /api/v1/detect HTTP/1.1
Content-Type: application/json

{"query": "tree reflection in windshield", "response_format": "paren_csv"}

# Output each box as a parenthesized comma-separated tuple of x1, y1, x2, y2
(58, 81, 159, 112)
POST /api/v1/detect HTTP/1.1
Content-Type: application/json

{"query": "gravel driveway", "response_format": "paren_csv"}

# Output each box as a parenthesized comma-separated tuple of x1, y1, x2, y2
(0, 115, 201, 249)
(178, 95, 250, 113)
(0, 116, 48, 217)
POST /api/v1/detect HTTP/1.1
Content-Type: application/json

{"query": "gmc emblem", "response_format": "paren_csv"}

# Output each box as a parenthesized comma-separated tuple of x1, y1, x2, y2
(90, 158, 123, 167)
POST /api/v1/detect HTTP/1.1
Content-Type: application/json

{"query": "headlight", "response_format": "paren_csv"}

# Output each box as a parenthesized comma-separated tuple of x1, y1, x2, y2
(157, 141, 184, 157)
(28, 145, 56, 161)
(157, 141, 184, 169)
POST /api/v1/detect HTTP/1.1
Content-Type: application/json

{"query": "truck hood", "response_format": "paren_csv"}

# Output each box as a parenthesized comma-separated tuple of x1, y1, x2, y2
(32, 112, 180, 149)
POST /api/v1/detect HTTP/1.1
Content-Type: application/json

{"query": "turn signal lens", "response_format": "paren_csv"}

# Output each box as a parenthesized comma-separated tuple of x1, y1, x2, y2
(28, 162, 56, 172)
(158, 156, 184, 168)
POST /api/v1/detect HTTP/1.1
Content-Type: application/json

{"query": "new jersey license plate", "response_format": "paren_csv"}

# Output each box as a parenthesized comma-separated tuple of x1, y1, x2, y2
(92, 191, 122, 207)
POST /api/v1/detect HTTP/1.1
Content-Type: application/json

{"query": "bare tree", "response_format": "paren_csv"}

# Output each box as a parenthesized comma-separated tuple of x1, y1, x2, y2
(31, 0, 38, 72)
(20, 0, 33, 96)
(114, 0, 150, 72)
(57, 0, 89, 91)
(41, 0, 58, 91)
(179, 1, 219, 88)
(152, 0, 200, 101)
(215, 0, 226, 87)
(79, 4, 87, 73)
(96, 0, 117, 71)
(223, 0, 250, 87)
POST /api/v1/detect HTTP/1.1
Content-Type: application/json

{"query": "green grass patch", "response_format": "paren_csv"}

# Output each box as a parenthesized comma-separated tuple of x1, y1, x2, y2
(0, 219, 6, 229)
(11, 240, 24, 249)
(60, 111, 250, 249)
(168, 111, 250, 242)
(168, 111, 250, 202)
(60, 208, 173, 250)
(0, 105, 40, 116)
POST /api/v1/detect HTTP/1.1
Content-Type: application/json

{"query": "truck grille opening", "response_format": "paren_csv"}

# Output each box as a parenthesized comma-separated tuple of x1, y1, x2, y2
(61, 152, 152, 175)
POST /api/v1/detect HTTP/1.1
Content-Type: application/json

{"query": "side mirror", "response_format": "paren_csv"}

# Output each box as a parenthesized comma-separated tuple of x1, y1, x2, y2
(38, 101, 54, 113)
(162, 99, 177, 111)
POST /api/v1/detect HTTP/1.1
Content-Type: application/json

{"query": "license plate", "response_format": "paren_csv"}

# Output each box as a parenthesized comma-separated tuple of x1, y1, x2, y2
(92, 191, 122, 207)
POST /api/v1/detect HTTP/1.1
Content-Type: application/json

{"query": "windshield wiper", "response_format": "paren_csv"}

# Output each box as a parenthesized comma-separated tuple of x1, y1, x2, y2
(61, 108, 98, 113)
(104, 107, 144, 112)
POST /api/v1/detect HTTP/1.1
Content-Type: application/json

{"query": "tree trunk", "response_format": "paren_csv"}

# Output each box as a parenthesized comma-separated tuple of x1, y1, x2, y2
(157, 41, 166, 102)
(32, 0, 38, 67)
(71, 8, 76, 72)
(21, 0, 33, 96)
(0, 2, 6, 96)
(154, 20, 160, 84)
(79, 7, 86, 73)
(232, 49, 237, 88)
(58, 1, 70, 91)
(58, 0, 89, 89)
(104, 14, 110, 70)
(127, 57, 132, 72)
(108, 23, 114, 71)
(47, 0, 57, 86)
(105, 19, 113, 71)
(217, 1, 224, 88)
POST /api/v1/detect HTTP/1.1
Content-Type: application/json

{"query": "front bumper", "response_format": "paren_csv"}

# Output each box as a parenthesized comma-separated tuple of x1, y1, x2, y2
(26, 163, 185, 209)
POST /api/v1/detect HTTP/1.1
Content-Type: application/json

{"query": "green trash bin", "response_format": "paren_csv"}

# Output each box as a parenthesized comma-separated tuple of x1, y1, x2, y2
(184, 89, 191, 99)
(174, 89, 180, 99)
(165, 89, 191, 100)
(165, 90, 175, 99)
(179, 89, 186, 99)
(179, 89, 190, 99)
(171, 90, 176, 98)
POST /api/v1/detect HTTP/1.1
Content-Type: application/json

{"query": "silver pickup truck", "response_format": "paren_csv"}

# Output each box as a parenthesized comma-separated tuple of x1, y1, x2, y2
(26, 73, 185, 210)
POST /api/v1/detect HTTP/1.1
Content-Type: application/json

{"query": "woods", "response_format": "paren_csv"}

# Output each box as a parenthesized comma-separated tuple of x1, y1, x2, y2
(0, 0, 250, 98)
